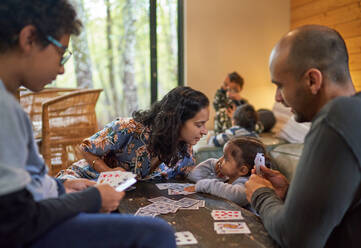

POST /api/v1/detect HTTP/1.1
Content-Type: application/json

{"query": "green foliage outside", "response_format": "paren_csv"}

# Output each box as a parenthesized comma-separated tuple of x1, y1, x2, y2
(52, 0, 178, 126)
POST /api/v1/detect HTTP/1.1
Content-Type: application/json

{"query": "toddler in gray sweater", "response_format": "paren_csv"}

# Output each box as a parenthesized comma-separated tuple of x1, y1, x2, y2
(187, 136, 270, 207)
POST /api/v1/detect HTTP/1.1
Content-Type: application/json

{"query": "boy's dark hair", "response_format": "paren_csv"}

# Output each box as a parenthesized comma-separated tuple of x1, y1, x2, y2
(228, 72, 244, 88)
(228, 136, 271, 176)
(0, 0, 82, 53)
(133, 86, 209, 165)
(233, 104, 258, 132)
(257, 109, 276, 133)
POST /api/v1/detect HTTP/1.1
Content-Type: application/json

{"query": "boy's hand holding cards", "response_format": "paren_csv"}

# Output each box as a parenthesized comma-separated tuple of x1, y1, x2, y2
(97, 171, 137, 192)
(254, 153, 265, 175)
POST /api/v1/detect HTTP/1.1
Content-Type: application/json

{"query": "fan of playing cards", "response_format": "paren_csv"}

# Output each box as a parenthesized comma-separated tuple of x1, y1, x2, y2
(97, 171, 137, 192)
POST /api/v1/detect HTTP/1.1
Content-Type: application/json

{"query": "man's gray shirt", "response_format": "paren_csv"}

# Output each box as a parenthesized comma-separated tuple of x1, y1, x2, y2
(252, 93, 361, 248)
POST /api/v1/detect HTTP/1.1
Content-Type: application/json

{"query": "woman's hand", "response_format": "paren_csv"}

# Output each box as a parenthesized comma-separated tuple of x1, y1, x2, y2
(184, 185, 195, 192)
(81, 150, 115, 173)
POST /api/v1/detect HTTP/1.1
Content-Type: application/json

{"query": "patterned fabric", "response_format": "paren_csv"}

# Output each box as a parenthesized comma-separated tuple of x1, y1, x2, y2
(213, 88, 228, 111)
(208, 125, 259, 147)
(213, 88, 248, 134)
(57, 118, 195, 181)
(214, 108, 233, 135)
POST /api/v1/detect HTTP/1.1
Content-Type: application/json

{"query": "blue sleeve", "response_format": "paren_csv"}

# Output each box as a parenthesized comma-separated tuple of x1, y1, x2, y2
(81, 119, 132, 156)
(165, 155, 195, 179)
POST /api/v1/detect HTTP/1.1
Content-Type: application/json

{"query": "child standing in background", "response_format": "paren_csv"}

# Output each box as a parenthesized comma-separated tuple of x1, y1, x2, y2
(208, 104, 258, 147)
(187, 137, 270, 207)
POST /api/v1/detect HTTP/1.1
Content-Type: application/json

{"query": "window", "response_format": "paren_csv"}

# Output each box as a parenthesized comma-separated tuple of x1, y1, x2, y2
(53, 0, 183, 125)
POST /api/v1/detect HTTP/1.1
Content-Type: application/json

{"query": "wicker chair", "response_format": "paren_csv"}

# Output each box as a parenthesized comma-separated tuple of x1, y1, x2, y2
(41, 89, 103, 176)
(20, 88, 78, 139)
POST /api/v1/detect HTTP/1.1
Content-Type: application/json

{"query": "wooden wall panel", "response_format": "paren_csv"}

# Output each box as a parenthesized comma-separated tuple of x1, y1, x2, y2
(291, 0, 358, 22)
(291, 0, 361, 91)
(351, 70, 361, 89)
(291, 0, 313, 9)
(345, 36, 361, 54)
(291, 3, 361, 29)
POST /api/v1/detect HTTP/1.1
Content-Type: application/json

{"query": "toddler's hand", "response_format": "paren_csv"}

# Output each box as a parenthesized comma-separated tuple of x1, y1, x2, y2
(184, 186, 195, 192)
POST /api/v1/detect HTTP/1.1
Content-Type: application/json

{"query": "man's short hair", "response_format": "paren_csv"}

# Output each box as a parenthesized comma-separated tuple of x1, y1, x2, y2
(286, 25, 351, 84)
(0, 0, 82, 53)
(233, 104, 258, 132)
(228, 72, 244, 88)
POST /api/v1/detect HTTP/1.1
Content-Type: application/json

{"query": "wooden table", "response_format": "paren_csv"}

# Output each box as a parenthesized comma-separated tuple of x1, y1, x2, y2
(118, 181, 279, 248)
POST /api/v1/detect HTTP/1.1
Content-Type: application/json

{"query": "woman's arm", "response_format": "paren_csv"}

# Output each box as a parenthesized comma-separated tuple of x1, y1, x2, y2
(80, 150, 124, 173)
(80, 119, 133, 173)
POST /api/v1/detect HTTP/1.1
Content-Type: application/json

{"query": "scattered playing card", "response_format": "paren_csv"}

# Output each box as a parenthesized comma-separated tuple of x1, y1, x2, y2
(214, 222, 251, 234)
(157, 183, 196, 195)
(148, 196, 178, 205)
(134, 208, 158, 217)
(175, 231, 198, 245)
(211, 210, 244, 220)
(175, 197, 200, 208)
(155, 183, 172, 190)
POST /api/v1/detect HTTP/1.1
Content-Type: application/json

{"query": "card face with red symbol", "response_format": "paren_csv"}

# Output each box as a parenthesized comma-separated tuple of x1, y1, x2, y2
(175, 231, 198, 245)
(97, 171, 136, 191)
(214, 222, 250, 234)
(211, 210, 244, 220)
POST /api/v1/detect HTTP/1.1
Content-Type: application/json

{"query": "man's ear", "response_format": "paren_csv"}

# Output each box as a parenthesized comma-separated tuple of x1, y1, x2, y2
(305, 68, 323, 95)
(239, 165, 250, 176)
(18, 25, 38, 54)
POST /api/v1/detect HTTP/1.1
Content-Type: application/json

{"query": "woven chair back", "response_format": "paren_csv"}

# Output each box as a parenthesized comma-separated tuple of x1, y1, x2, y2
(20, 88, 77, 138)
(41, 89, 102, 176)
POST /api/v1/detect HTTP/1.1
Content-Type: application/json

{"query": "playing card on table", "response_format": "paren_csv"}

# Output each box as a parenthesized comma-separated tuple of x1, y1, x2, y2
(175, 231, 198, 245)
(211, 210, 244, 220)
(168, 183, 194, 190)
(197, 200, 205, 208)
(148, 196, 178, 205)
(155, 183, 172, 190)
(153, 202, 180, 214)
(134, 207, 158, 217)
(142, 203, 163, 213)
(179, 199, 205, 210)
(168, 188, 195, 196)
(214, 222, 251, 234)
(175, 197, 200, 208)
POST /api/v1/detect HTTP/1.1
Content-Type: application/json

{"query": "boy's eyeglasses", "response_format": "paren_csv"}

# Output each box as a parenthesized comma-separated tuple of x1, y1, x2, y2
(46, 36, 72, 65)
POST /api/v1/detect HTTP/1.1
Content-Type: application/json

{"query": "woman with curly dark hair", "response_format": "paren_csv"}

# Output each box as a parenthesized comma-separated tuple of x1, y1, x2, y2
(58, 86, 210, 181)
